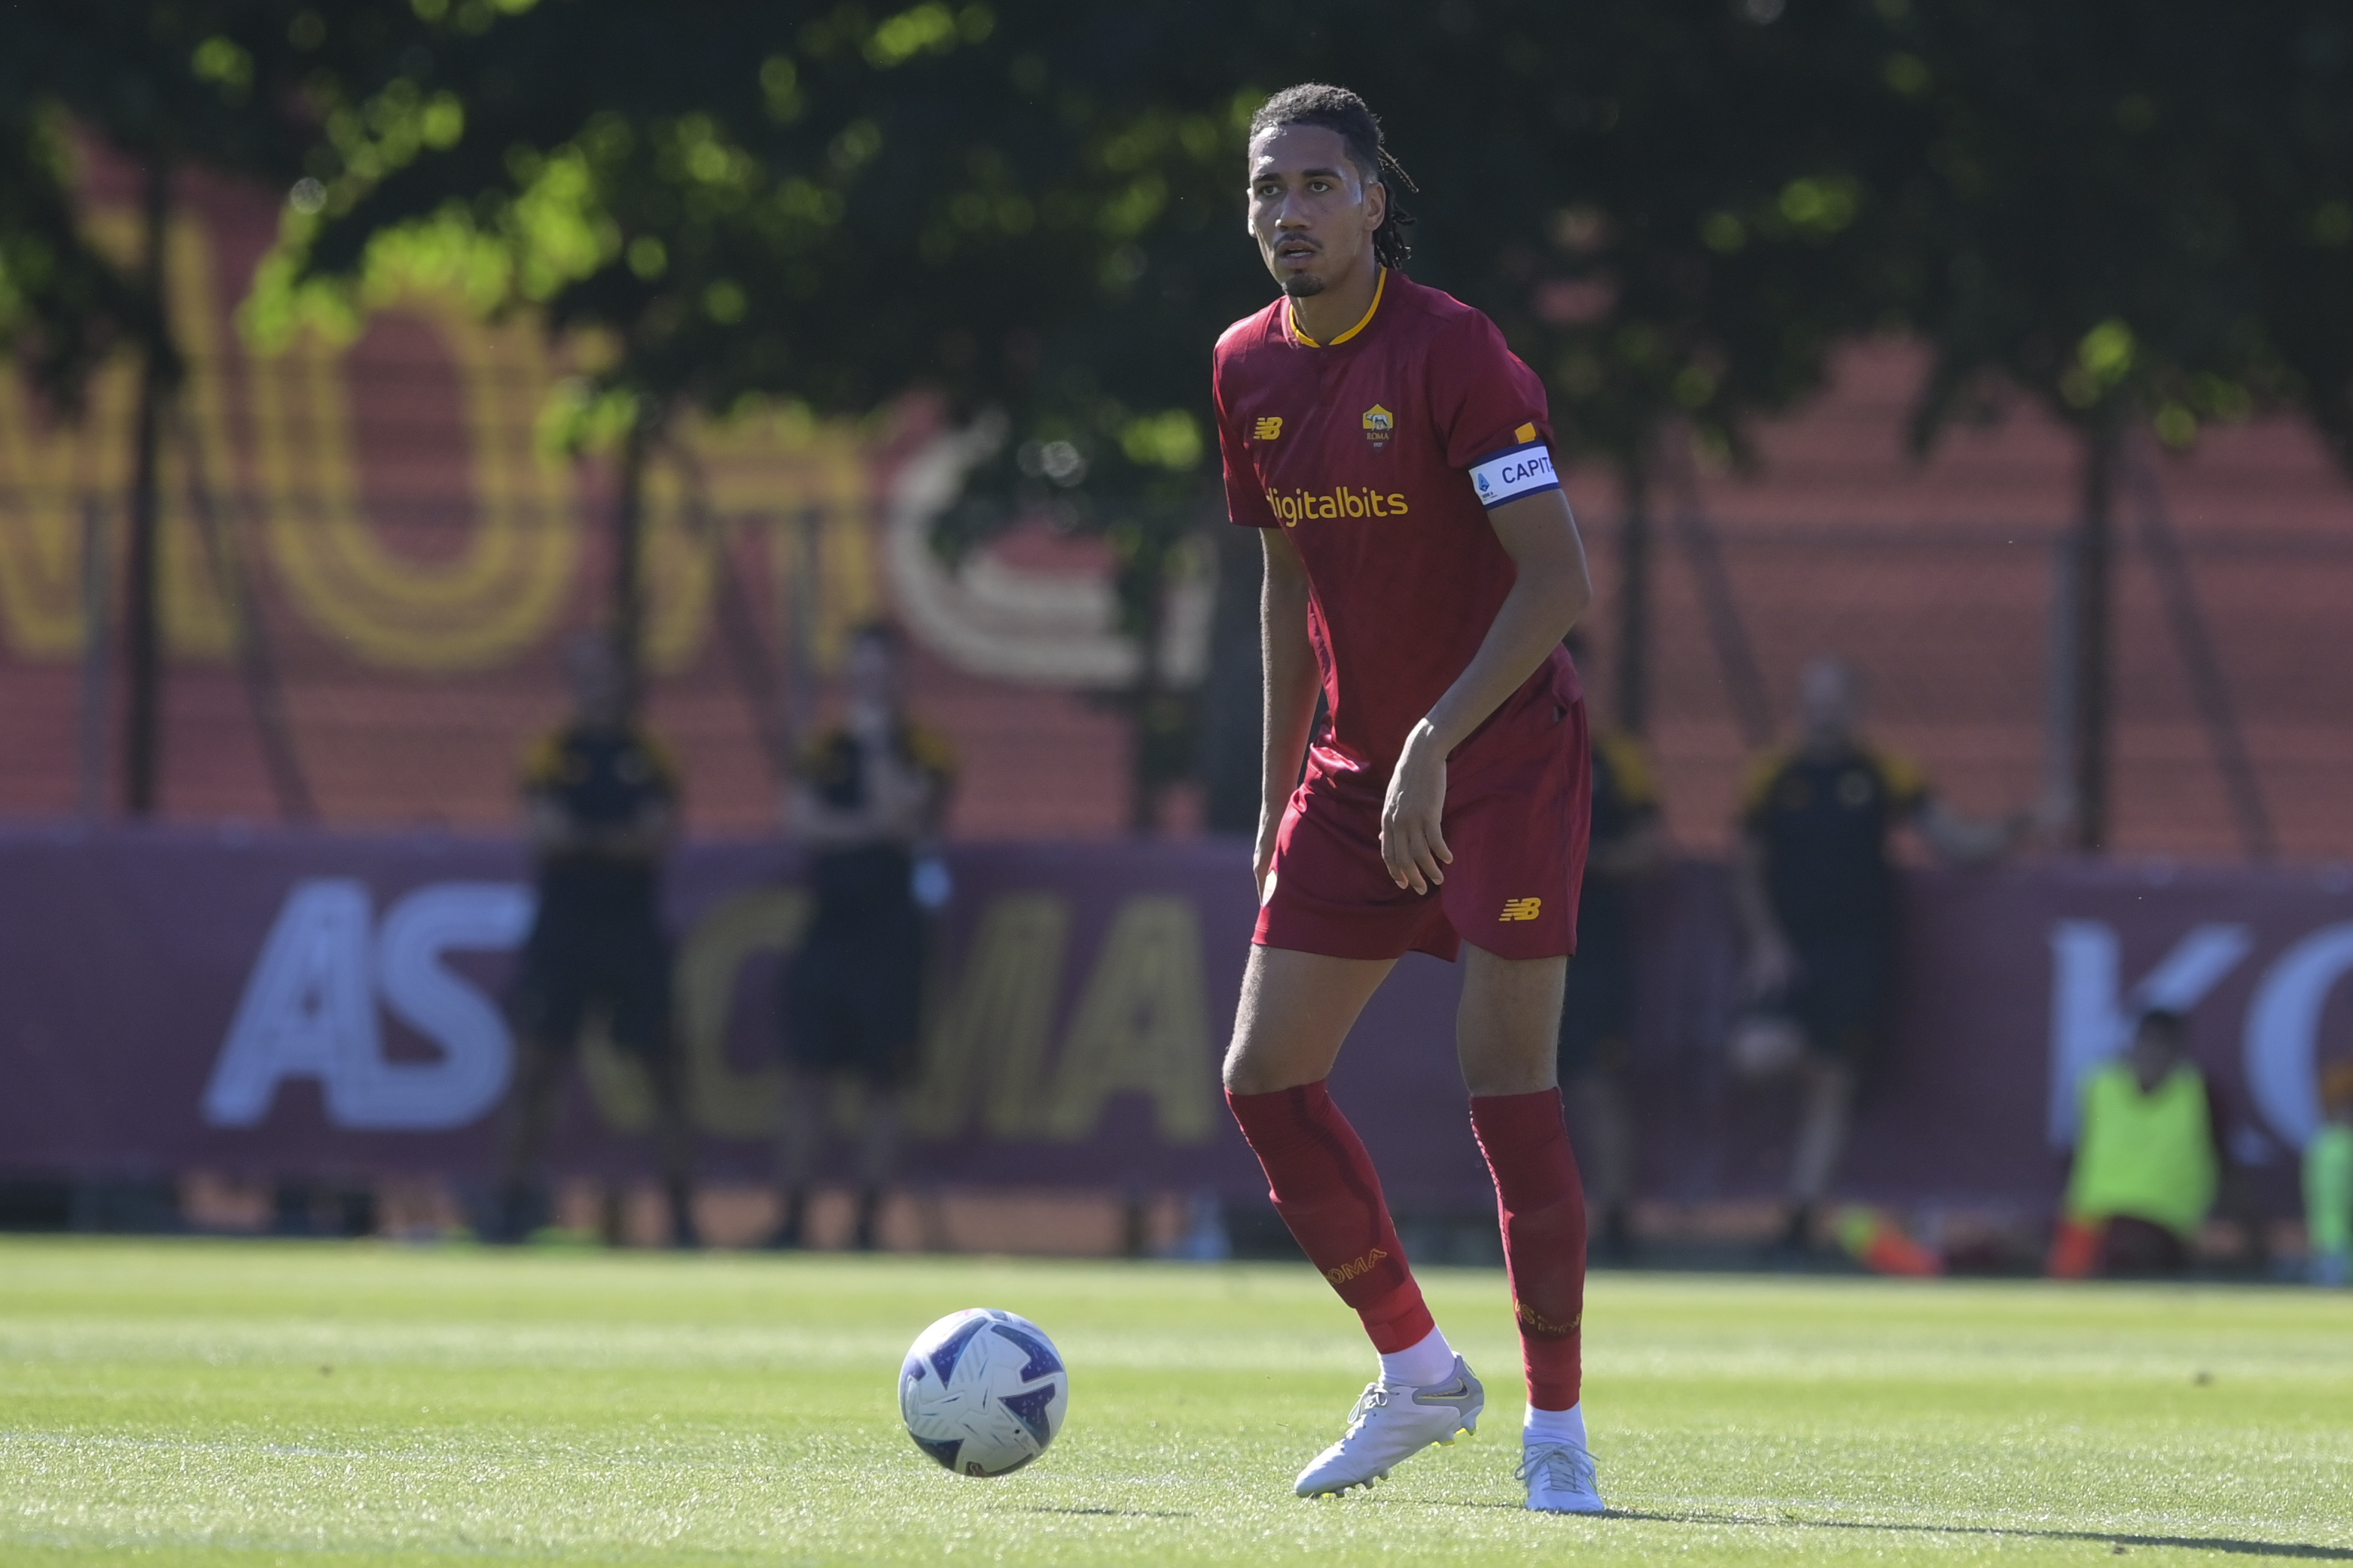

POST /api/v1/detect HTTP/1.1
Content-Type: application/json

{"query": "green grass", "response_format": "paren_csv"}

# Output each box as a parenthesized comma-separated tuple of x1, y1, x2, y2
(1, 1238, 2348, 1564)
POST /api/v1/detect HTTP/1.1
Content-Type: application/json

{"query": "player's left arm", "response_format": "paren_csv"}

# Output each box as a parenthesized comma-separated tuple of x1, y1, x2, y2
(1914, 799, 2029, 866)
(1381, 489, 1590, 894)
(1911, 771, 2045, 867)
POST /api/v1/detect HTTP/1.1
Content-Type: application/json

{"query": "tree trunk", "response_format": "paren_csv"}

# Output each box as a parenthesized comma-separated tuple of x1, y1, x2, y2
(1612, 455, 1652, 737)
(609, 409, 652, 690)
(120, 157, 171, 817)
(2071, 424, 2120, 854)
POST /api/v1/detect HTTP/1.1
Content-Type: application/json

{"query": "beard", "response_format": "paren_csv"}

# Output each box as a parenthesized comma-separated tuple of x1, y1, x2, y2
(1279, 272, 1327, 298)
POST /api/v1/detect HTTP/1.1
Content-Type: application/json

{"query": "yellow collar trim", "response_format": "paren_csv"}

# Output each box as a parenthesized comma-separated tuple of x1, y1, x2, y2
(1291, 268, 1386, 349)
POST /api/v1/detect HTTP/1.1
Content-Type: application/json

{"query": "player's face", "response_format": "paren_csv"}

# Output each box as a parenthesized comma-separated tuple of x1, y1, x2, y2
(845, 635, 901, 712)
(1797, 659, 1862, 741)
(567, 638, 629, 726)
(1247, 125, 1388, 298)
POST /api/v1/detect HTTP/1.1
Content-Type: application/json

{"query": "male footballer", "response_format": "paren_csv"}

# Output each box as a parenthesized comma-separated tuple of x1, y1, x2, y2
(1215, 85, 1603, 1512)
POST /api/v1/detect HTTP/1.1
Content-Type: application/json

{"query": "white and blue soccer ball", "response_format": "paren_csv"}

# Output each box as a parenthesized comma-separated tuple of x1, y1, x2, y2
(899, 1308, 1068, 1476)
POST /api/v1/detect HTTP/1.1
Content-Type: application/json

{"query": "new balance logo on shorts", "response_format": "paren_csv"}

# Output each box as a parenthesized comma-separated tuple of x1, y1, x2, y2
(1498, 897, 1543, 922)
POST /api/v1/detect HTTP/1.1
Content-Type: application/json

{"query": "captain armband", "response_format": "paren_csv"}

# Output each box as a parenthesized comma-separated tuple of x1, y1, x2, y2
(1466, 434, 1561, 510)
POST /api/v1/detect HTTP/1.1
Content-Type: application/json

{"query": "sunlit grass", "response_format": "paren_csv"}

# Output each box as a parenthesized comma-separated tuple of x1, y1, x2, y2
(2, 1238, 2348, 1564)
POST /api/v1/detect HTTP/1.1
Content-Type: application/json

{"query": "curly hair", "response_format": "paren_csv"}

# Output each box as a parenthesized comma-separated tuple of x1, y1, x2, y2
(1248, 84, 1419, 270)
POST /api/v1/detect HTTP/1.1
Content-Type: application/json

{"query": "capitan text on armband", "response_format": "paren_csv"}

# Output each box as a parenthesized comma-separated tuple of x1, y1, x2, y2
(1468, 440, 1561, 509)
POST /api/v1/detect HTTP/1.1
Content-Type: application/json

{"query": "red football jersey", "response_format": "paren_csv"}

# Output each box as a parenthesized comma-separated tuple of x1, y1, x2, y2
(1213, 269, 1582, 793)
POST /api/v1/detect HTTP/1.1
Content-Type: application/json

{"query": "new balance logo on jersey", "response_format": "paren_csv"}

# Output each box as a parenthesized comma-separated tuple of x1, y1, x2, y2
(1254, 416, 1283, 440)
(1499, 897, 1543, 922)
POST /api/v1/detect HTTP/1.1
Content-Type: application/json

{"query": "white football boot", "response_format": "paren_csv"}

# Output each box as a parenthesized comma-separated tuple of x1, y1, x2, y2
(1293, 1355, 1485, 1496)
(1518, 1436, 1606, 1514)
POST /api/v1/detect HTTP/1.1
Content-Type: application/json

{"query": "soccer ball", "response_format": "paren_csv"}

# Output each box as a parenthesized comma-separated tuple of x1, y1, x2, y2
(899, 1308, 1068, 1476)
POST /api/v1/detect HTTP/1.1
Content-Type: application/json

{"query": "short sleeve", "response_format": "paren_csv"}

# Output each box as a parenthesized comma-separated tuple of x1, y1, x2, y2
(904, 721, 960, 783)
(1214, 360, 1279, 531)
(1870, 747, 1930, 815)
(632, 729, 681, 799)
(1738, 750, 1790, 833)
(799, 726, 852, 786)
(520, 729, 565, 793)
(1430, 313, 1554, 473)
(1597, 731, 1662, 817)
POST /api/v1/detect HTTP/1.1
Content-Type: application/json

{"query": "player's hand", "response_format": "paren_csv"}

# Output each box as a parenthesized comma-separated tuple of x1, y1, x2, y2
(1380, 725, 1452, 895)
(1744, 930, 1798, 999)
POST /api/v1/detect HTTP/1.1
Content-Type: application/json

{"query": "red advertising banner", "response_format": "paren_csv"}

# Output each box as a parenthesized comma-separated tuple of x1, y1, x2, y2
(2, 827, 2346, 1214)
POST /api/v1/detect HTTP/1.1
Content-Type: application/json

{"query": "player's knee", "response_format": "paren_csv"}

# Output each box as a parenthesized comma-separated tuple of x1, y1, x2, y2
(1221, 1034, 1306, 1097)
(1220, 1041, 1269, 1096)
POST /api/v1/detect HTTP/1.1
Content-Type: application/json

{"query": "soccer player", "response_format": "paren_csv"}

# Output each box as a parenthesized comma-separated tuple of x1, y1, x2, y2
(1214, 85, 1603, 1514)
(1731, 656, 2038, 1262)
(2047, 1007, 2230, 1277)
(1556, 652, 1666, 1263)
(497, 632, 698, 1247)
(771, 622, 956, 1252)
(2306, 1062, 2353, 1287)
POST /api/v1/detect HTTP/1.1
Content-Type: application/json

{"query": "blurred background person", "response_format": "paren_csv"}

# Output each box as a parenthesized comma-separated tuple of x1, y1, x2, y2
(2047, 1007, 2242, 1278)
(1556, 635, 1666, 1263)
(1731, 656, 2042, 1263)
(772, 623, 956, 1251)
(495, 633, 698, 1247)
(2305, 1063, 2353, 1287)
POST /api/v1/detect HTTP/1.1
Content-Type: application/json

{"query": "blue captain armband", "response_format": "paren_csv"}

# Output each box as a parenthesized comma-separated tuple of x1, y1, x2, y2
(1468, 438, 1560, 509)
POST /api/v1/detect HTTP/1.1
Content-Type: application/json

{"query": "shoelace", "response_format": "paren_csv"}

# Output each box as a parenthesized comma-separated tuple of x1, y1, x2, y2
(1341, 1383, 1392, 1435)
(1515, 1442, 1596, 1492)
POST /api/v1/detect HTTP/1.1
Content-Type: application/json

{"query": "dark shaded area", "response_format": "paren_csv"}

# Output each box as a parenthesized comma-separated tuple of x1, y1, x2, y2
(1603, 1508, 2353, 1560)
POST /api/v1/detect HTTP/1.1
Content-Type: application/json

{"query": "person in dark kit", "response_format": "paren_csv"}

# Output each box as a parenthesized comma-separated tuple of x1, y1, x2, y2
(2048, 1008, 2235, 1278)
(1730, 656, 2041, 1262)
(1555, 637, 1666, 1264)
(772, 622, 956, 1251)
(495, 632, 698, 1247)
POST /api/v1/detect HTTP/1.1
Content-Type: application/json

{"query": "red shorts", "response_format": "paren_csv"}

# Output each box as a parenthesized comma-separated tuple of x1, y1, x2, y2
(1255, 685, 1592, 963)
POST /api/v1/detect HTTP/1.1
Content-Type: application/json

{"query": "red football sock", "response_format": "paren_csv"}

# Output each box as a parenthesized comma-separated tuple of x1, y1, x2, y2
(1226, 1082, 1434, 1353)
(1471, 1088, 1587, 1410)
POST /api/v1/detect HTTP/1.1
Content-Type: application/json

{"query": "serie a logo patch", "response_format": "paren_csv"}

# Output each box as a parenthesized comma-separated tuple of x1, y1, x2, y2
(1468, 435, 1560, 510)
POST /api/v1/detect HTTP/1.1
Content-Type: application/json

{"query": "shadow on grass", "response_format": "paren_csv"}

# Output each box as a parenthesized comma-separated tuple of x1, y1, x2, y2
(1026, 1507, 1196, 1520)
(1596, 1508, 2353, 1560)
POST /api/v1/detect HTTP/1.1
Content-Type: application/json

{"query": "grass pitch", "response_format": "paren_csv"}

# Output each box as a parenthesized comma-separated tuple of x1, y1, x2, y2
(1, 1238, 2348, 1564)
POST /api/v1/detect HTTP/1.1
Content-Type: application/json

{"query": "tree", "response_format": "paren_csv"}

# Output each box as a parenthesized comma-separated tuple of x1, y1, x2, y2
(1337, 2, 1923, 740)
(255, 1, 1264, 829)
(1888, 1, 2288, 852)
(6, 0, 436, 814)
(0, 102, 157, 411)
(2223, 5, 2353, 471)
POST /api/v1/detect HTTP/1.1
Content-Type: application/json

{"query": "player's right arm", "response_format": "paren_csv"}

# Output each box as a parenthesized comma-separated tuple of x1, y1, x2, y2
(1257, 526, 1321, 905)
(1730, 756, 1795, 996)
(520, 732, 584, 859)
(1730, 831, 1796, 998)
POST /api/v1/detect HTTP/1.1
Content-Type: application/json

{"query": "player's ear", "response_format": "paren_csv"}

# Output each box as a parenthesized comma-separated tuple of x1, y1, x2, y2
(1363, 177, 1388, 239)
